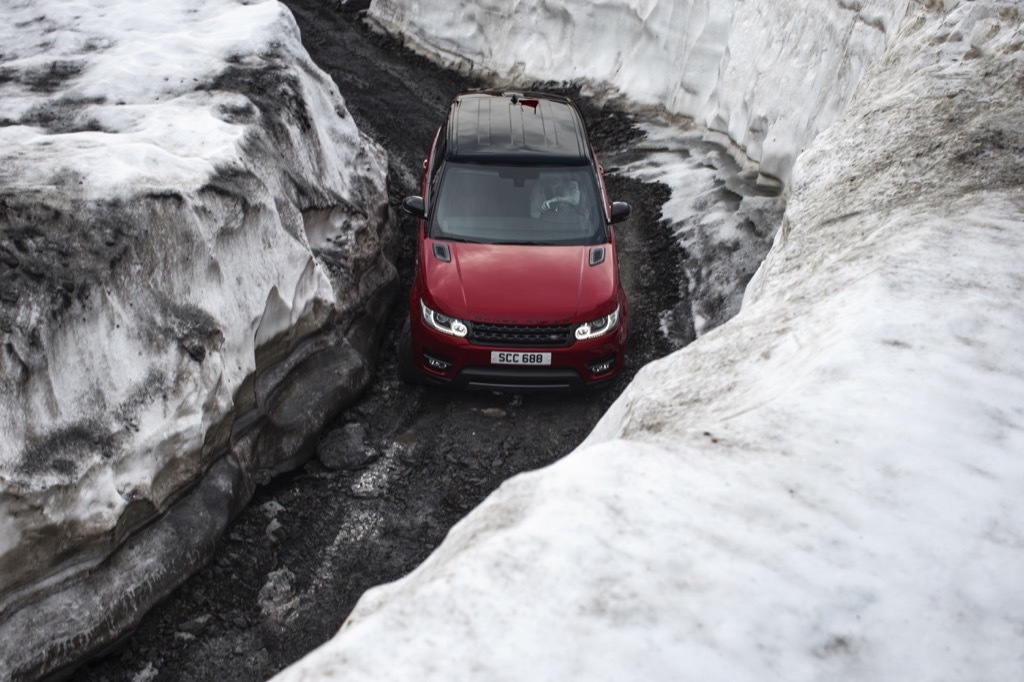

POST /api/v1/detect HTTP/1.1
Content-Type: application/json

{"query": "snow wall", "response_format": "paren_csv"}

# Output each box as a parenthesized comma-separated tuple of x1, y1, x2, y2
(369, 0, 911, 188)
(0, 1, 394, 679)
(276, 0, 1024, 680)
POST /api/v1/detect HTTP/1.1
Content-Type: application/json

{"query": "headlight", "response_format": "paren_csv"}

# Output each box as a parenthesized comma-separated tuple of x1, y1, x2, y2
(575, 305, 620, 341)
(421, 299, 469, 337)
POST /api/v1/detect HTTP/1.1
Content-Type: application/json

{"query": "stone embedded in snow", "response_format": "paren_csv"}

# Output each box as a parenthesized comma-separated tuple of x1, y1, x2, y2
(274, 1, 1024, 681)
(0, 0, 394, 679)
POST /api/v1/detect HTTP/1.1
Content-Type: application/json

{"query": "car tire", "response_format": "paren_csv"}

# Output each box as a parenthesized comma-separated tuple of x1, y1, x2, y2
(396, 319, 422, 385)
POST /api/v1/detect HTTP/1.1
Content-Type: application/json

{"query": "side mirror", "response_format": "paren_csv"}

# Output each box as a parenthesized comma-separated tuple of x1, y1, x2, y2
(609, 201, 631, 224)
(402, 196, 426, 219)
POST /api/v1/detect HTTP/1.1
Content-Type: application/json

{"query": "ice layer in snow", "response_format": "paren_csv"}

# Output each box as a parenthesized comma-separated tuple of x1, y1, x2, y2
(275, 1, 1024, 680)
(0, 0, 392, 678)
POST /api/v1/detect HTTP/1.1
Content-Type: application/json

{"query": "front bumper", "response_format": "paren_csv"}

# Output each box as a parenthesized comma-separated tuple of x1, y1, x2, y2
(411, 318, 627, 392)
(428, 366, 616, 392)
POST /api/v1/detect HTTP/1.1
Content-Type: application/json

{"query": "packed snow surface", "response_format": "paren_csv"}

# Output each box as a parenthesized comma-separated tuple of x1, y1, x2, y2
(0, 0, 390, 677)
(277, 0, 1024, 680)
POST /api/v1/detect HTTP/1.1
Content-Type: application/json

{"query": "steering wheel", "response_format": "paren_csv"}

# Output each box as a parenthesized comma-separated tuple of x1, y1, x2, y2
(542, 198, 576, 214)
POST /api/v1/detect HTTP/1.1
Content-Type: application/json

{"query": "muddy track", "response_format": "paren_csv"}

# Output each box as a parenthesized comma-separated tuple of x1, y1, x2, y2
(75, 4, 682, 681)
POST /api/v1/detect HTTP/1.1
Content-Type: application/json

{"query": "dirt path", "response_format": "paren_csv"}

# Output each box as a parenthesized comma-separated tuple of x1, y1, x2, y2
(75, 4, 682, 680)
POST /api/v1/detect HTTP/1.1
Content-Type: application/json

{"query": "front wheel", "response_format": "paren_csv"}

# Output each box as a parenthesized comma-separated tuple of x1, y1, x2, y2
(396, 319, 422, 385)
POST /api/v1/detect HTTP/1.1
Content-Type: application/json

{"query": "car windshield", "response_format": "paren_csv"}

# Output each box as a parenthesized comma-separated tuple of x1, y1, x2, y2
(430, 164, 606, 245)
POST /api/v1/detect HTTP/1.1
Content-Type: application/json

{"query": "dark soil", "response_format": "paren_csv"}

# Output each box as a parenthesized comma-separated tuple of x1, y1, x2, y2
(73, 4, 682, 681)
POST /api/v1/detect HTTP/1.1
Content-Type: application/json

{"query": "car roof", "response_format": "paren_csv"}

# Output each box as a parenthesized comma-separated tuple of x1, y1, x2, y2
(444, 90, 592, 166)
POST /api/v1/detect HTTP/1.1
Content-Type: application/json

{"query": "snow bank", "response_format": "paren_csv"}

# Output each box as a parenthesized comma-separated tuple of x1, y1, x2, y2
(609, 122, 785, 339)
(276, 1, 1024, 680)
(369, 0, 911, 186)
(0, 1, 392, 678)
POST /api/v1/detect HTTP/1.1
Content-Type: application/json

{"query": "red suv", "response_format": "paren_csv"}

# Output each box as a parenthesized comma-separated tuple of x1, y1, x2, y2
(398, 90, 631, 391)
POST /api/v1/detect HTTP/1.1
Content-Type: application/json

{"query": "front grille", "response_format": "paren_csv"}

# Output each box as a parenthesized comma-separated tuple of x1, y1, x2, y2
(471, 322, 573, 347)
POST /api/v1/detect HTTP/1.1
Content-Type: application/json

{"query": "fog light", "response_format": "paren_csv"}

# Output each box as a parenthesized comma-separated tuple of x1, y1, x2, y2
(423, 351, 452, 372)
(588, 356, 616, 375)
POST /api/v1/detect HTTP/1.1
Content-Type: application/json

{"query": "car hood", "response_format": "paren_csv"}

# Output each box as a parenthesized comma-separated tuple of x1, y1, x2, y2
(422, 241, 618, 324)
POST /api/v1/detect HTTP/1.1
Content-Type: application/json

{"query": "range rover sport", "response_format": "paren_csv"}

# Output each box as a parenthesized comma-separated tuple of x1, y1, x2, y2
(398, 89, 632, 391)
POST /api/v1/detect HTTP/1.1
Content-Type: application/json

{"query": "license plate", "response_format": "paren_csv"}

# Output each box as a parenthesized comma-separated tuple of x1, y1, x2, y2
(491, 351, 551, 366)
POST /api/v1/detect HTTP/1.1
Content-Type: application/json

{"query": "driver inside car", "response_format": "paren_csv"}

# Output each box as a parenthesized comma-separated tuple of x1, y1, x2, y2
(530, 178, 582, 218)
